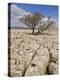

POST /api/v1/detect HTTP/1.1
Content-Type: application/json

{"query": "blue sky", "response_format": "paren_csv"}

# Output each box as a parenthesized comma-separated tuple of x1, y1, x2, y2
(10, 3, 58, 27)
(15, 3, 58, 20)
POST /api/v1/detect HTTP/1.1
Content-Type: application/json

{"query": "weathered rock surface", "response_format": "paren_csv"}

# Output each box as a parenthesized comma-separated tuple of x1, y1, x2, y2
(8, 29, 59, 76)
(25, 46, 50, 76)
(50, 48, 58, 62)
(48, 62, 58, 74)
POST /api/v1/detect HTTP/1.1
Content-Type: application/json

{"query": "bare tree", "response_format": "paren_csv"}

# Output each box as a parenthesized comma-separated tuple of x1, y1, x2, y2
(20, 12, 43, 34)
(20, 12, 55, 35)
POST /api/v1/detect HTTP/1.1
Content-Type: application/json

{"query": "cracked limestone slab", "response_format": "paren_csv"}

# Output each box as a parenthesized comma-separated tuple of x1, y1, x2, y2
(25, 46, 50, 76)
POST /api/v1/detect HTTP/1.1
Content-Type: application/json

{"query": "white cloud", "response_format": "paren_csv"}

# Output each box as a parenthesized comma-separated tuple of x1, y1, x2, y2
(11, 14, 27, 27)
(10, 4, 31, 27)
(11, 4, 31, 16)
(41, 17, 48, 22)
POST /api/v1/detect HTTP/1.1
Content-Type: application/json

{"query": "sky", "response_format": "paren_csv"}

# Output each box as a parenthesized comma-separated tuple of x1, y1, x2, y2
(9, 3, 58, 27)
(16, 3, 58, 19)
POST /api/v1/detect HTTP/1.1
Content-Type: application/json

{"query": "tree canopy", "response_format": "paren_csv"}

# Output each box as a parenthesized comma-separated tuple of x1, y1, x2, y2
(20, 12, 56, 35)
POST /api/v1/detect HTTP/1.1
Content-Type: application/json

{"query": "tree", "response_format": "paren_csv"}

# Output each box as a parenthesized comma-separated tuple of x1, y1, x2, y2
(20, 12, 43, 34)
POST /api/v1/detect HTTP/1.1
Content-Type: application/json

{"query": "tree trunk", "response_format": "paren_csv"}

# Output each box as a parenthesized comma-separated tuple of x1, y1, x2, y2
(32, 28, 34, 35)
(38, 30, 40, 33)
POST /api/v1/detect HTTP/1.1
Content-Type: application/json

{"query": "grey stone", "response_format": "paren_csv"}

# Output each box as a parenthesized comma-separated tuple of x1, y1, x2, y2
(48, 62, 58, 74)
